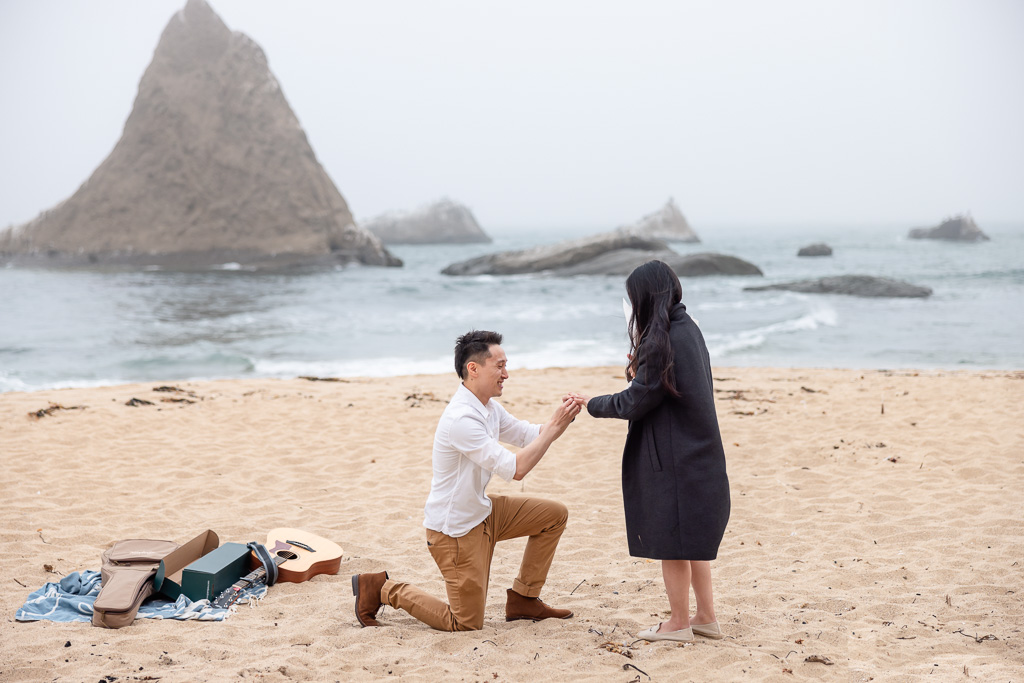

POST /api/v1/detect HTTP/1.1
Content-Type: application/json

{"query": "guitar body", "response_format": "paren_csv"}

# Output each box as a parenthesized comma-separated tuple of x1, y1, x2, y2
(257, 528, 343, 583)
(213, 528, 344, 608)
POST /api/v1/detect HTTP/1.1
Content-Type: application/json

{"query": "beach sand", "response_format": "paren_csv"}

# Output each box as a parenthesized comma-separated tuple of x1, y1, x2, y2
(2, 367, 1022, 682)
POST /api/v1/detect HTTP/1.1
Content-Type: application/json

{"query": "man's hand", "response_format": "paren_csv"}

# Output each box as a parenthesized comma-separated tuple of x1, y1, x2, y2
(514, 396, 581, 480)
(545, 395, 581, 438)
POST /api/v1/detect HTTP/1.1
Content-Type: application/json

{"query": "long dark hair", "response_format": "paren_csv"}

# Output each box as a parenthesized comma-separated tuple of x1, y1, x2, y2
(625, 260, 682, 396)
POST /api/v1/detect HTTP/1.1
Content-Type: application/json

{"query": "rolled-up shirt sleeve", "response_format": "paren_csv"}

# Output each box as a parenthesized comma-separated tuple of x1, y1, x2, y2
(495, 403, 541, 447)
(448, 414, 519, 482)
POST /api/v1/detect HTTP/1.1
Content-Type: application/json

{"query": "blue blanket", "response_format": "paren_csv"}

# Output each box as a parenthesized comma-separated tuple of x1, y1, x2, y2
(16, 570, 267, 623)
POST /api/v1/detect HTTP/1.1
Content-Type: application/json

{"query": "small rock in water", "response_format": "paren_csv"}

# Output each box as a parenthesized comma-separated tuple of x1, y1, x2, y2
(797, 243, 833, 257)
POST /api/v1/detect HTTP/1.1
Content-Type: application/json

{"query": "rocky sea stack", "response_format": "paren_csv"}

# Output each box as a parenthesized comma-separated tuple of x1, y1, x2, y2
(622, 198, 700, 242)
(0, 0, 399, 269)
(908, 215, 990, 242)
(363, 199, 491, 245)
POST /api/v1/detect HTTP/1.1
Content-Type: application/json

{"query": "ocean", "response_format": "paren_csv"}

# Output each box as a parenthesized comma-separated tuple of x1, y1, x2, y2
(2, 223, 1022, 393)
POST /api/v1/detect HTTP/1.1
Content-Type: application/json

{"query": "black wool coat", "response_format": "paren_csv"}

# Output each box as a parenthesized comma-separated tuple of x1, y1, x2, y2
(587, 303, 730, 560)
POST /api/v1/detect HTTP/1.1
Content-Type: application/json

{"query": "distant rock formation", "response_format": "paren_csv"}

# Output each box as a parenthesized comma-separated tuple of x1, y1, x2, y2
(441, 230, 761, 277)
(0, 0, 399, 269)
(363, 199, 491, 245)
(441, 230, 662, 276)
(908, 215, 989, 242)
(745, 275, 931, 298)
(620, 199, 699, 242)
(797, 243, 833, 257)
(556, 250, 762, 277)
(668, 253, 763, 277)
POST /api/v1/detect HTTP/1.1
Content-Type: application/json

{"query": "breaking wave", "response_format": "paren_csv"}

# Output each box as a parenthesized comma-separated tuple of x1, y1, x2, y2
(705, 304, 838, 358)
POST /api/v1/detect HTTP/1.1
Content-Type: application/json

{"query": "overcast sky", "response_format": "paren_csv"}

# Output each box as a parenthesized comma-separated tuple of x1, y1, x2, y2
(1, 0, 1022, 233)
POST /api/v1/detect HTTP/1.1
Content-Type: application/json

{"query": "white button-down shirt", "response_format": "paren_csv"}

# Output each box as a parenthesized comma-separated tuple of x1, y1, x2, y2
(423, 384, 541, 537)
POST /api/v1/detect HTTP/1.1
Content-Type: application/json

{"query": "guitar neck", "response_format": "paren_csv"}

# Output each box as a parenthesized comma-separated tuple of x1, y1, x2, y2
(213, 555, 286, 608)
(233, 554, 287, 588)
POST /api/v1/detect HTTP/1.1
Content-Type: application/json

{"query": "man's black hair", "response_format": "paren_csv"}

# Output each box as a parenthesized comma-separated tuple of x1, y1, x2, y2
(454, 330, 503, 380)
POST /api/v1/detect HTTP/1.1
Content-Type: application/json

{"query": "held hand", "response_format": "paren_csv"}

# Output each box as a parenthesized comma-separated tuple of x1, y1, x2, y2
(559, 395, 582, 422)
(565, 392, 590, 408)
(514, 397, 581, 480)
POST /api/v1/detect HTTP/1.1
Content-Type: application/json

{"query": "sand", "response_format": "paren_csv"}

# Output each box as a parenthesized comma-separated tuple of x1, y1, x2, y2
(1, 367, 1022, 682)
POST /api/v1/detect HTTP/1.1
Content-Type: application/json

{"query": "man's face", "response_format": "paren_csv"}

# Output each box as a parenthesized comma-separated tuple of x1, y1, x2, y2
(472, 344, 508, 399)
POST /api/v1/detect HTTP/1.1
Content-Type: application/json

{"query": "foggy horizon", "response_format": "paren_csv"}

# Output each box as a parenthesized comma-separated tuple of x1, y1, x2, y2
(1, 0, 1022, 234)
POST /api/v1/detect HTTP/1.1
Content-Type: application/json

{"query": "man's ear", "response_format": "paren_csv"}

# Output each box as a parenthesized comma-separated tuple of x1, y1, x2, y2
(465, 360, 478, 378)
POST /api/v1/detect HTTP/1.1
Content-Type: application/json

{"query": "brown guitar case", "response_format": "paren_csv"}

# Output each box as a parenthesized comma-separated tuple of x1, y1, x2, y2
(92, 539, 179, 628)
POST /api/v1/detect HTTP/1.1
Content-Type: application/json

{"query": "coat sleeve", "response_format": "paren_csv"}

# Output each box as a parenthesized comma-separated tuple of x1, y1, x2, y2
(586, 349, 666, 421)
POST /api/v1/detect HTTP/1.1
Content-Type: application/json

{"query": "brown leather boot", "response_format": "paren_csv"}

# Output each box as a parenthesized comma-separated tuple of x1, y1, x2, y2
(351, 571, 389, 627)
(505, 588, 573, 622)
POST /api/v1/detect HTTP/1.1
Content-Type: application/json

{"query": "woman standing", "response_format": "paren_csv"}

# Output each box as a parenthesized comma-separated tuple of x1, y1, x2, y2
(575, 260, 730, 642)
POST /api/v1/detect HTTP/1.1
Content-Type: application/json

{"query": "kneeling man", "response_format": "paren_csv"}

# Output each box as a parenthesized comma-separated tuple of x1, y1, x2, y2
(352, 330, 581, 630)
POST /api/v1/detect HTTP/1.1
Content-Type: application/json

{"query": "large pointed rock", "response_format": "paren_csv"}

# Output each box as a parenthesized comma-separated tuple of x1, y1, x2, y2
(621, 198, 700, 242)
(363, 198, 491, 245)
(0, 0, 399, 269)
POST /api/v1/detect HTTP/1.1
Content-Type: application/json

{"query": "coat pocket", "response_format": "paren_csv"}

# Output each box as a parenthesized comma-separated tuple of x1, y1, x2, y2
(644, 423, 663, 472)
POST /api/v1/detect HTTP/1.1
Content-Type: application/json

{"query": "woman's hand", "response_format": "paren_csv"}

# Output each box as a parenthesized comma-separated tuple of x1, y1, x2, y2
(565, 392, 590, 408)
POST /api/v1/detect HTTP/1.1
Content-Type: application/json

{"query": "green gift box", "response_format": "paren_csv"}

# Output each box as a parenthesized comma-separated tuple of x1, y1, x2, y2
(154, 530, 251, 602)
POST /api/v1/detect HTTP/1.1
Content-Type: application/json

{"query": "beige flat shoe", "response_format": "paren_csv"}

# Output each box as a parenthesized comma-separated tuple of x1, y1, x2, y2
(637, 622, 694, 642)
(691, 621, 723, 639)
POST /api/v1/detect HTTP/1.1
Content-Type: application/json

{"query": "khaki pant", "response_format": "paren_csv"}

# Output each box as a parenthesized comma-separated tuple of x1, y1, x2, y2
(381, 494, 568, 631)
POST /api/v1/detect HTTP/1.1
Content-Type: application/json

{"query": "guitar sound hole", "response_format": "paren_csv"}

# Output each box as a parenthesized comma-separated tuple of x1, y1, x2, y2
(276, 550, 299, 560)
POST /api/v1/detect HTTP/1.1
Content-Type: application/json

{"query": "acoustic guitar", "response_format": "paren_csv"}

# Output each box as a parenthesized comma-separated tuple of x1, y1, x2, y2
(212, 528, 342, 608)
